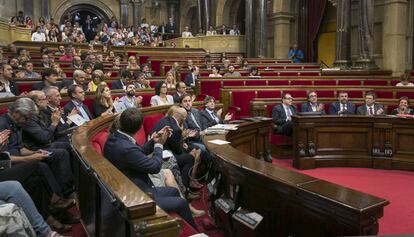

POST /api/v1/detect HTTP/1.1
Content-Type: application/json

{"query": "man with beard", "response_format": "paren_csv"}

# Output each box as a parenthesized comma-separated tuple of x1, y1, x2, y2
(0, 63, 19, 96)
(118, 83, 143, 109)
(329, 91, 356, 115)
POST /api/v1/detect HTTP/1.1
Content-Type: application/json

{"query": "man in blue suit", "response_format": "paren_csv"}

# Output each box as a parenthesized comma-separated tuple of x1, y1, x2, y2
(329, 91, 356, 115)
(272, 93, 297, 136)
(103, 108, 197, 229)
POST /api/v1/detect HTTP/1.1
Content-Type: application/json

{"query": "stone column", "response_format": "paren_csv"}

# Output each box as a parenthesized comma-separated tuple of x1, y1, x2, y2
(131, 0, 142, 27)
(255, 0, 267, 57)
(24, 0, 34, 19)
(353, 0, 378, 69)
(245, 0, 254, 57)
(333, 0, 351, 69)
(203, 0, 211, 31)
(119, 0, 129, 27)
(196, 0, 203, 32)
(382, 0, 408, 76)
(270, 0, 293, 59)
(40, 0, 50, 20)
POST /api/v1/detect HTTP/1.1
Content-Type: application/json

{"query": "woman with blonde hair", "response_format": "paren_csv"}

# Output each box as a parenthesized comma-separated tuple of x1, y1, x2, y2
(88, 70, 106, 92)
(126, 56, 140, 70)
(92, 84, 117, 117)
(164, 71, 176, 89)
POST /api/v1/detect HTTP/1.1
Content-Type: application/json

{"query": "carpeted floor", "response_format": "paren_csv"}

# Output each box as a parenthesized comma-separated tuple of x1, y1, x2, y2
(272, 158, 414, 235)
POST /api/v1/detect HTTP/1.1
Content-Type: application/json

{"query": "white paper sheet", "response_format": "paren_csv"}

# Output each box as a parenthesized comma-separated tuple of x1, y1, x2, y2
(67, 114, 87, 126)
(208, 139, 230, 145)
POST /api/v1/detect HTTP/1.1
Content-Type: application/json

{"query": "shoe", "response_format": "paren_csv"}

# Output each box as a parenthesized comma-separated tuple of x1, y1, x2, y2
(186, 191, 201, 200)
(191, 208, 206, 218)
(50, 208, 80, 224)
(47, 216, 72, 234)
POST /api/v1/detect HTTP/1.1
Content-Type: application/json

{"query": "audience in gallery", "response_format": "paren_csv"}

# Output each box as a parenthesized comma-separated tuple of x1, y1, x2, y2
(103, 108, 198, 228)
(301, 91, 326, 114)
(272, 93, 296, 137)
(357, 92, 385, 116)
(390, 96, 414, 115)
(396, 71, 414, 87)
(150, 82, 174, 106)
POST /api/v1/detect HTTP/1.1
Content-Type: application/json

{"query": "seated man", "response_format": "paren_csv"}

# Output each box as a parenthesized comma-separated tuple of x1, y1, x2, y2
(272, 93, 296, 136)
(22, 61, 41, 78)
(390, 96, 414, 115)
(301, 91, 325, 114)
(0, 63, 19, 96)
(63, 84, 94, 121)
(117, 83, 143, 109)
(357, 92, 385, 115)
(329, 91, 356, 115)
(0, 98, 74, 198)
(32, 68, 63, 91)
(112, 70, 132, 90)
(103, 108, 197, 229)
(199, 96, 232, 130)
(173, 82, 187, 104)
(61, 69, 88, 92)
(223, 65, 241, 77)
(184, 66, 199, 88)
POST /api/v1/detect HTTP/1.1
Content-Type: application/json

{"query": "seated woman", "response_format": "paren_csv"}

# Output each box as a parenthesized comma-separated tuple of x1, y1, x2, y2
(248, 66, 260, 78)
(206, 26, 217, 36)
(396, 71, 414, 87)
(126, 56, 140, 70)
(150, 82, 174, 106)
(164, 71, 176, 89)
(112, 56, 121, 70)
(92, 84, 116, 117)
(241, 59, 250, 70)
(208, 65, 222, 77)
(390, 96, 414, 115)
(87, 70, 105, 92)
(82, 63, 93, 79)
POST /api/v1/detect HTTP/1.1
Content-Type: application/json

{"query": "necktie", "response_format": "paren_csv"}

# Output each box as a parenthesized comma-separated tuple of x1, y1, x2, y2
(286, 107, 292, 119)
(211, 111, 219, 123)
(341, 104, 347, 112)
(190, 112, 201, 129)
(369, 107, 374, 115)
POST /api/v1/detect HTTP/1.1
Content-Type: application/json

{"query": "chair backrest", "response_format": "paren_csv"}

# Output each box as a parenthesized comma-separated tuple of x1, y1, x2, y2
(143, 113, 165, 136)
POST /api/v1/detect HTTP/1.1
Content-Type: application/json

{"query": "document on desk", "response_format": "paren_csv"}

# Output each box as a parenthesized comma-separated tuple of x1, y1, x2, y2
(209, 124, 239, 130)
(67, 114, 87, 126)
(208, 139, 231, 145)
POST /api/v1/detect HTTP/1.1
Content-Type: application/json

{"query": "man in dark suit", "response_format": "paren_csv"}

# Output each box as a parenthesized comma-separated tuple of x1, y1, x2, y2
(63, 84, 94, 121)
(199, 96, 232, 130)
(173, 82, 187, 104)
(111, 70, 132, 90)
(0, 63, 20, 96)
(272, 93, 297, 136)
(32, 68, 63, 91)
(0, 98, 74, 197)
(103, 108, 196, 229)
(301, 91, 326, 114)
(184, 66, 199, 88)
(357, 92, 385, 115)
(165, 17, 177, 34)
(329, 91, 356, 115)
(61, 70, 88, 92)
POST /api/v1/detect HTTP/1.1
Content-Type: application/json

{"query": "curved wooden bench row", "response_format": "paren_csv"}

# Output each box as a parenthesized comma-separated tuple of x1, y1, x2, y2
(203, 121, 389, 236)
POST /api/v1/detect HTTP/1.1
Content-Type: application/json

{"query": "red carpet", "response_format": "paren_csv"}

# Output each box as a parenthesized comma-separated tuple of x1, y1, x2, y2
(272, 159, 414, 235)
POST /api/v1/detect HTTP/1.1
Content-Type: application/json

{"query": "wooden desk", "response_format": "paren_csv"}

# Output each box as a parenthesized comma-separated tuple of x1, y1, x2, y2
(292, 115, 414, 171)
(204, 121, 388, 236)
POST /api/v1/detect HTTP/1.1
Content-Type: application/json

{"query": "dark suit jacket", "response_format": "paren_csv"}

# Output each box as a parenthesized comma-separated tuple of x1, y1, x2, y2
(184, 108, 202, 131)
(272, 104, 297, 134)
(40, 107, 71, 139)
(199, 109, 222, 130)
(172, 92, 182, 104)
(32, 81, 63, 91)
(0, 114, 22, 156)
(329, 102, 356, 115)
(103, 131, 161, 193)
(1, 81, 20, 96)
(357, 104, 384, 115)
(301, 102, 326, 114)
(152, 116, 184, 155)
(111, 80, 125, 90)
(184, 73, 197, 87)
(63, 100, 94, 120)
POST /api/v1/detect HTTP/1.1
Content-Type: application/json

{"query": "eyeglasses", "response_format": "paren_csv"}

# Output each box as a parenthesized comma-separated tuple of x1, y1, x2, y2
(285, 97, 293, 100)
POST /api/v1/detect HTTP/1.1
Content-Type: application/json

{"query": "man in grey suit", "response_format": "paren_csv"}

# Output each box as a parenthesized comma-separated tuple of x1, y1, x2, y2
(272, 93, 297, 136)
(357, 92, 385, 115)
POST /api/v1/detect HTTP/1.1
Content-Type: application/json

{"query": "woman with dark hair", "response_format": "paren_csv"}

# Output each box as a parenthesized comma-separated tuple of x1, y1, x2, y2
(208, 65, 222, 77)
(390, 96, 414, 115)
(150, 82, 174, 106)
(92, 84, 116, 117)
(249, 66, 260, 77)
(82, 63, 93, 79)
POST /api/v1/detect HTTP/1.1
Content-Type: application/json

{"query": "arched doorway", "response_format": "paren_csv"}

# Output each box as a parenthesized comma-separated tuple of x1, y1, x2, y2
(59, 4, 109, 27)
(181, 6, 198, 34)
(221, 0, 245, 32)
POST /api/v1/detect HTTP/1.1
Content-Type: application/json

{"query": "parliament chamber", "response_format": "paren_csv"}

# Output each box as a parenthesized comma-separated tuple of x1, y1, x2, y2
(1, 0, 414, 237)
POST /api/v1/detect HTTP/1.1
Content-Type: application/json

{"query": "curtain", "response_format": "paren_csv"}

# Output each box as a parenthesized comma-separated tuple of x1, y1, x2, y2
(307, 0, 327, 62)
